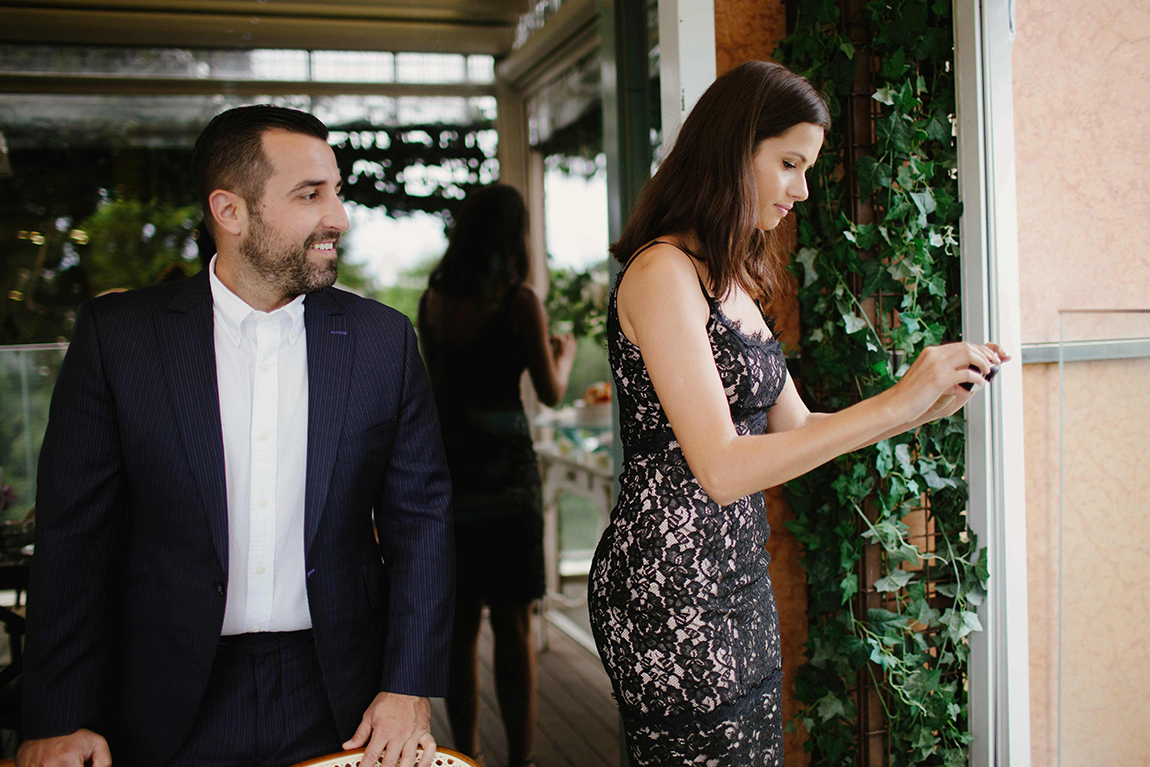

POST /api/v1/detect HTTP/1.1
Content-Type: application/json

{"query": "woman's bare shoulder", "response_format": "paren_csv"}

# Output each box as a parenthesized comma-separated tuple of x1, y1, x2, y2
(618, 240, 705, 302)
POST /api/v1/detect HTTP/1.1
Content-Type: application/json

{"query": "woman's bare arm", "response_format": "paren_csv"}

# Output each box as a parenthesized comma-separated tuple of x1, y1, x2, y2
(513, 284, 576, 407)
(618, 244, 996, 506)
(767, 344, 1009, 454)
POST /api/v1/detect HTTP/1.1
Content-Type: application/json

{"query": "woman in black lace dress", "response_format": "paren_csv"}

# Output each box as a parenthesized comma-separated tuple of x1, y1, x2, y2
(587, 61, 1009, 765)
(419, 184, 576, 767)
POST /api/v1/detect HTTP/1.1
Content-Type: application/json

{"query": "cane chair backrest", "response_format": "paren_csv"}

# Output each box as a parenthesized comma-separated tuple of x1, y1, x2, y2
(291, 747, 480, 767)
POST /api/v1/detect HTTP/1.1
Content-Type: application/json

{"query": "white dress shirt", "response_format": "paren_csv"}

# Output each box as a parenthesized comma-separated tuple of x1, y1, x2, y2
(209, 256, 312, 635)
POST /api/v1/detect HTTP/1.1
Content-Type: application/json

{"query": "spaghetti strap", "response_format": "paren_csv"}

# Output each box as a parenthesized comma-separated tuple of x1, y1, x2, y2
(621, 240, 669, 272)
(620, 240, 714, 303)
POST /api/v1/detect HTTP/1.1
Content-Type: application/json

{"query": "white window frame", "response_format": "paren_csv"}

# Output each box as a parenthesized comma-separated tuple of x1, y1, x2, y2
(953, 0, 1032, 764)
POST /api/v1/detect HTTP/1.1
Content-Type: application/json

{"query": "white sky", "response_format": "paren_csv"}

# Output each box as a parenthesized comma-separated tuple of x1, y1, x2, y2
(343, 162, 610, 286)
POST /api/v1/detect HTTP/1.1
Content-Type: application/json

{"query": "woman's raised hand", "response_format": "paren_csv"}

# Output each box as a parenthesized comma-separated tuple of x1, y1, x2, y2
(550, 333, 578, 364)
(888, 342, 1009, 425)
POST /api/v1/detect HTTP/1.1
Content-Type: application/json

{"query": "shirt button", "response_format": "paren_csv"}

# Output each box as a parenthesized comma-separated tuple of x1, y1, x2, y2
(291, 331, 298, 340)
(230, 331, 238, 341)
(261, 362, 270, 372)
(256, 565, 266, 575)
(258, 497, 268, 508)
(258, 430, 269, 441)
(251, 626, 262, 633)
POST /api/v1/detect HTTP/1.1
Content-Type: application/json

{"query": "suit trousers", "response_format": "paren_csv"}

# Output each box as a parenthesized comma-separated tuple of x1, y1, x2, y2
(165, 630, 343, 767)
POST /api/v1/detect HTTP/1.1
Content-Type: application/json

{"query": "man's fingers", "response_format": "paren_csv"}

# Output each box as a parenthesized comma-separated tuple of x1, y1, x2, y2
(363, 730, 388, 767)
(379, 736, 403, 767)
(90, 735, 113, 767)
(343, 719, 373, 750)
(396, 737, 422, 767)
(416, 732, 437, 767)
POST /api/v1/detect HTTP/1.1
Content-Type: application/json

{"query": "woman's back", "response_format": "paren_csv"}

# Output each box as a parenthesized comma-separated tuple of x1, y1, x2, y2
(418, 284, 529, 414)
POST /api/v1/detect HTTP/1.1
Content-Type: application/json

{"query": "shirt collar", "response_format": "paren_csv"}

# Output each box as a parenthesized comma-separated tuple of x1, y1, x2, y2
(209, 255, 307, 348)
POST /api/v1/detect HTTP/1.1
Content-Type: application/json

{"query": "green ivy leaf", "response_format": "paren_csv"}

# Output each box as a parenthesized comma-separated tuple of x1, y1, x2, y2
(840, 573, 859, 603)
(816, 693, 849, 722)
(941, 608, 983, 641)
(914, 597, 940, 626)
(921, 465, 958, 490)
(855, 156, 891, 198)
(795, 246, 820, 288)
(878, 114, 915, 154)
(874, 569, 913, 592)
(895, 443, 915, 474)
(891, 541, 923, 568)
(843, 313, 868, 334)
(910, 188, 937, 216)
(965, 580, 988, 607)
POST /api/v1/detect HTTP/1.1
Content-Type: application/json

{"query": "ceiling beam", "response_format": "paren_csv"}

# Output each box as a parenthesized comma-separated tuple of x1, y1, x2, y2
(0, 73, 497, 97)
(496, 0, 597, 91)
(0, 6, 516, 54)
(2, 0, 531, 25)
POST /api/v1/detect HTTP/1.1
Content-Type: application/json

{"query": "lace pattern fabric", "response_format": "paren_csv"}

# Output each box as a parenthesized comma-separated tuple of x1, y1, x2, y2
(588, 246, 789, 766)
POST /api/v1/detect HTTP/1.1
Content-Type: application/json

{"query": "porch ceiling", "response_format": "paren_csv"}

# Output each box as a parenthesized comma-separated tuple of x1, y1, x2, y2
(0, 0, 534, 54)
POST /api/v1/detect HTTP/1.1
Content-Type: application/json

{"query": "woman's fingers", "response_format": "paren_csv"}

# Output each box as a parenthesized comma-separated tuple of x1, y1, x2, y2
(984, 342, 1011, 364)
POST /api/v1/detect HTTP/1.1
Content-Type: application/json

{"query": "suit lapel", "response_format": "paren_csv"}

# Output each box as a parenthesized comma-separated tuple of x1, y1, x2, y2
(154, 270, 230, 573)
(304, 288, 353, 554)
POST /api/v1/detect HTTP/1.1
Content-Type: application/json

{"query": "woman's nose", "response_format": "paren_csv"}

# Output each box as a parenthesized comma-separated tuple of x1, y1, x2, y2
(792, 175, 809, 202)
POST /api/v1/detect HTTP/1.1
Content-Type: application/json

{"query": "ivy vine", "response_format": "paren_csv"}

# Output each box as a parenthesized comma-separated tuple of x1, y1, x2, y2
(776, 1, 987, 765)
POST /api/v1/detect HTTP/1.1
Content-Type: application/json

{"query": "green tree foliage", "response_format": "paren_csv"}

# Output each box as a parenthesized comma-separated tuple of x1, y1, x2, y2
(776, 1, 986, 764)
(1, 122, 495, 343)
(80, 197, 202, 295)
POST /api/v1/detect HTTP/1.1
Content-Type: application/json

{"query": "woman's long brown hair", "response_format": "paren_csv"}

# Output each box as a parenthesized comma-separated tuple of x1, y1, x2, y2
(610, 61, 830, 303)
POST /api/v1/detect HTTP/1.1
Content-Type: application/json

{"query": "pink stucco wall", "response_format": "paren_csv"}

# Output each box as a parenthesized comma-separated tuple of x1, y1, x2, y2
(1012, 0, 1150, 344)
(1014, 0, 1150, 764)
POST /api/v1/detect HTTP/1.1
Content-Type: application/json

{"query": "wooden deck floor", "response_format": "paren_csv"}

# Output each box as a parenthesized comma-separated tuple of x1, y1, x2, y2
(429, 613, 622, 767)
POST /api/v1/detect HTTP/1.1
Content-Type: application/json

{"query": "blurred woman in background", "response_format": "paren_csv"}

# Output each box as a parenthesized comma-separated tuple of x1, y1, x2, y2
(418, 184, 576, 767)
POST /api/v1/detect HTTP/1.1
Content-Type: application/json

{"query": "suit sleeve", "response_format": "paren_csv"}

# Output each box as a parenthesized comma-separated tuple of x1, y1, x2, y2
(23, 301, 126, 738)
(374, 320, 455, 697)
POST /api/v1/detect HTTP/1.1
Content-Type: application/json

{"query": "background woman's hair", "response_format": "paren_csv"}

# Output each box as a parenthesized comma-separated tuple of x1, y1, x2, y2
(610, 60, 830, 303)
(429, 184, 530, 297)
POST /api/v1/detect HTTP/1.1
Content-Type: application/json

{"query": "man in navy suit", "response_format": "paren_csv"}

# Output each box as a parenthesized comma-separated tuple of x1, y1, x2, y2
(18, 106, 454, 767)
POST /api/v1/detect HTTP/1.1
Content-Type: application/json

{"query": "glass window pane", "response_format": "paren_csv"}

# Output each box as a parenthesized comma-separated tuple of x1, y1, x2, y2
(395, 53, 466, 84)
(310, 51, 395, 83)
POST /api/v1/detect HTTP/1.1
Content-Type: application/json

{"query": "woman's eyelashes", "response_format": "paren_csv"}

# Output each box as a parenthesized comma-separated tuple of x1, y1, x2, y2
(783, 160, 796, 170)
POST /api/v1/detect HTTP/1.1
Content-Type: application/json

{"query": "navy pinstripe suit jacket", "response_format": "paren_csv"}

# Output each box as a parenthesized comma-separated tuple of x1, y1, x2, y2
(22, 269, 455, 766)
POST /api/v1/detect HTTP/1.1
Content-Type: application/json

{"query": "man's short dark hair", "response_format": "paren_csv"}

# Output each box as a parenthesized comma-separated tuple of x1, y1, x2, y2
(191, 105, 329, 233)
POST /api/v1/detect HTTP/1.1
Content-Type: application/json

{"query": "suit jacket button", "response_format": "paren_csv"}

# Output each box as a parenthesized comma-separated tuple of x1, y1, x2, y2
(215, 582, 224, 597)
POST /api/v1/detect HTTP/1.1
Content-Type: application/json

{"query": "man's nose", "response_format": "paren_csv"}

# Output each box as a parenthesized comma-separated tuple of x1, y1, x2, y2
(327, 196, 350, 233)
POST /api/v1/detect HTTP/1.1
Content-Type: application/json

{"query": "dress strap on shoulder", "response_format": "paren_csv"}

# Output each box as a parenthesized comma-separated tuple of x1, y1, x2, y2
(621, 240, 669, 272)
(620, 240, 714, 304)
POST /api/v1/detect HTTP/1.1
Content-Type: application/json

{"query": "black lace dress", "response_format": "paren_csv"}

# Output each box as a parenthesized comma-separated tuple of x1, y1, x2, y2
(588, 243, 790, 765)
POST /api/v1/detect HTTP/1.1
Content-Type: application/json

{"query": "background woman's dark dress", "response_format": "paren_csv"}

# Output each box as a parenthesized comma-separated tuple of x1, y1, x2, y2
(418, 285, 545, 606)
(588, 245, 790, 765)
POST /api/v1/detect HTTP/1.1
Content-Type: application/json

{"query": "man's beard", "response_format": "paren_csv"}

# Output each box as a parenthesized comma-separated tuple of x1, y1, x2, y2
(240, 211, 340, 296)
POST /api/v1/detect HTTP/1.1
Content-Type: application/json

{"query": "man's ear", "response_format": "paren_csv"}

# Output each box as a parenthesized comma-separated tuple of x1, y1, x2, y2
(208, 190, 247, 238)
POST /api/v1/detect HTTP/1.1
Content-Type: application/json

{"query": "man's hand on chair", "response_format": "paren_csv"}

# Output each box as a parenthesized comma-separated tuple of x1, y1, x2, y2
(17, 729, 111, 767)
(344, 691, 435, 767)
